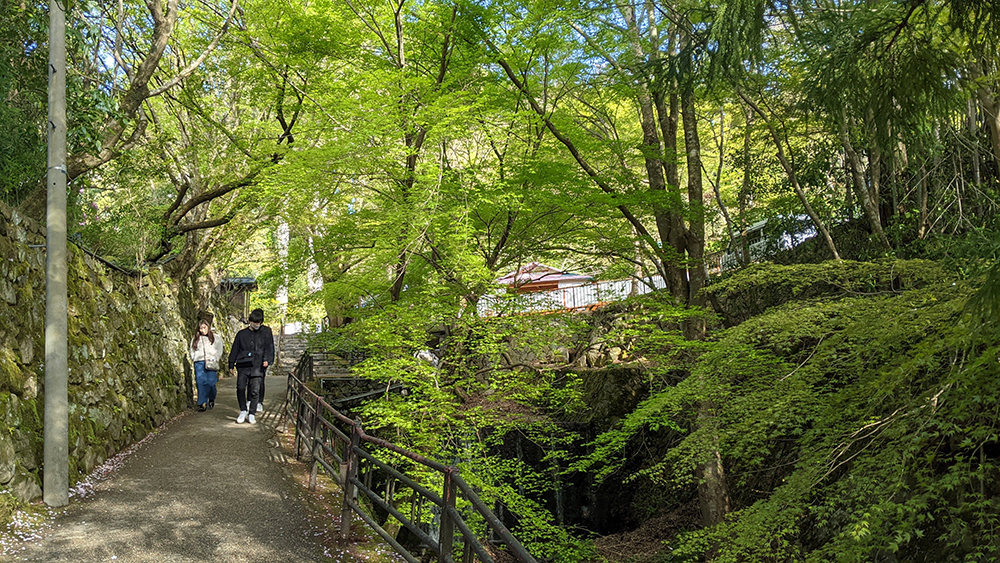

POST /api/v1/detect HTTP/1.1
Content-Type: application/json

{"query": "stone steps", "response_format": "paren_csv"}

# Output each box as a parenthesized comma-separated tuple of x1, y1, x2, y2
(276, 333, 310, 374)
(310, 354, 353, 380)
(275, 331, 366, 382)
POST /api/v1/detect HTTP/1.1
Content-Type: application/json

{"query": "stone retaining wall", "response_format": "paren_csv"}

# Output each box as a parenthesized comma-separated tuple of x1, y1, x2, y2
(0, 204, 191, 502)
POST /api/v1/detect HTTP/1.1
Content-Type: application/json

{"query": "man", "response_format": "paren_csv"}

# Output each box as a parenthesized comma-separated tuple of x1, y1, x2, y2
(228, 308, 274, 424)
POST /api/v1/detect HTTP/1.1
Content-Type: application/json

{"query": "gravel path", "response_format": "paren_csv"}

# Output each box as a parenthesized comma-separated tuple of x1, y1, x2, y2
(1, 374, 330, 562)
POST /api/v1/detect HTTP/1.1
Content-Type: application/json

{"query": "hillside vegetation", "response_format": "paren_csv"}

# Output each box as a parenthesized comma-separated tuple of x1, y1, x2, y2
(588, 260, 992, 562)
(313, 258, 994, 562)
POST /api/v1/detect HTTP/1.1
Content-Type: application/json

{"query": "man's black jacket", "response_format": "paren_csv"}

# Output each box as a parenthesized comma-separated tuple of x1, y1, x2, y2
(228, 325, 275, 371)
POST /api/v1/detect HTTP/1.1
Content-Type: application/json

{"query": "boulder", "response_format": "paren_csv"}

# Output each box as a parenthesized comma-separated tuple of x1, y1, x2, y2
(9, 471, 41, 502)
(0, 432, 16, 484)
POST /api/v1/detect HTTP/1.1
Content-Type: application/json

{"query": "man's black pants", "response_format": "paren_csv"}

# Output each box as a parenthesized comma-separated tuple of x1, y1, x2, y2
(235, 367, 263, 414)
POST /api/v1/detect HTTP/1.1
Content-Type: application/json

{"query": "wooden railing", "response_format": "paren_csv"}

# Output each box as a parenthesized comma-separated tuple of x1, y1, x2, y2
(280, 355, 538, 563)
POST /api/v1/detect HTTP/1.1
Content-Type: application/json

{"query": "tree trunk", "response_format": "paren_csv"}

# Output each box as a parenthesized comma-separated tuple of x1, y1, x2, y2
(971, 61, 1000, 169)
(654, 88, 689, 299)
(969, 98, 984, 217)
(843, 151, 854, 220)
(737, 89, 841, 260)
(635, 77, 673, 287)
(681, 81, 706, 313)
(871, 144, 884, 217)
(389, 249, 408, 302)
(918, 164, 929, 238)
(739, 106, 753, 265)
(837, 111, 890, 250)
(680, 46, 728, 526)
(622, 5, 686, 301)
(694, 401, 731, 527)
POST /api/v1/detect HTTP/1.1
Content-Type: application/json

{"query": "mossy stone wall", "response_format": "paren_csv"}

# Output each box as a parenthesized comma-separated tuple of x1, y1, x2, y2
(0, 204, 191, 502)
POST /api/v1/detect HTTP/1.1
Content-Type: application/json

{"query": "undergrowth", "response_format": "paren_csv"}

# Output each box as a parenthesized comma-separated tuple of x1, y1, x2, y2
(587, 260, 998, 562)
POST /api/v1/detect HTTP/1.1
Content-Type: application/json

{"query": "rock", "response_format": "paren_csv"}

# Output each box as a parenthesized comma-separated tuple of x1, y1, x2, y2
(0, 432, 16, 484)
(555, 346, 571, 363)
(10, 471, 42, 502)
(22, 375, 36, 399)
(608, 346, 622, 363)
(0, 350, 24, 389)
(16, 283, 32, 307)
(18, 336, 33, 364)
(0, 200, 197, 505)
(1, 393, 19, 426)
(0, 280, 15, 305)
(12, 431, 36, 471)
(586, 347, 605, 368)
(82, 448, 99, 475)
(109, 416, 123, 441)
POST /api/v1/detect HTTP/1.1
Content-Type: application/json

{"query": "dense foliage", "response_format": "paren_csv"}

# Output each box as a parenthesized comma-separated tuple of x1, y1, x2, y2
(4, 0, 1000, 559)
(591, 261, 996, 561)
(306, 259, 997, 562)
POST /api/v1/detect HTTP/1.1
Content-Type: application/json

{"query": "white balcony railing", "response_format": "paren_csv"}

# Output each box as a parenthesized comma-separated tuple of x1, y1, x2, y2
(719, 238, 770, 271)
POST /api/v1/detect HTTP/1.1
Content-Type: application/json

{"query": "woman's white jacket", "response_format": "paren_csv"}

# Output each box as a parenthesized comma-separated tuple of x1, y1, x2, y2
(190, 335, 225, 364)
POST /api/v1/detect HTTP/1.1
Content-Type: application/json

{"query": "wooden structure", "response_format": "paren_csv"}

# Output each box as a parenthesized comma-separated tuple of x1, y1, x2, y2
(495, 262, 592, 293)
(218, 276, 257, 321)
(478, 275, 666, 316)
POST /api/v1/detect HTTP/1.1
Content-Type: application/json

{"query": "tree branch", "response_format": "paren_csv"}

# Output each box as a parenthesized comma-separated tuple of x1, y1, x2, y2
(149, 0, 240, 96)
(168, 170, 262, 227)
(488, 47, 661, 256)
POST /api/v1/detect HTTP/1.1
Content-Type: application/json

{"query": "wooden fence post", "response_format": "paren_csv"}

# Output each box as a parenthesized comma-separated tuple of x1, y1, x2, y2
(438, 466, 458, 563)
(309, 395, 322, 490)
(293, 383, 303, 461)
(340, 419, 362, 541)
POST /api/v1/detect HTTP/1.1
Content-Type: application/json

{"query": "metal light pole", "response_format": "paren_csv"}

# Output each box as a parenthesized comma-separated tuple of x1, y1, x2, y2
(44, 0, 69, 507)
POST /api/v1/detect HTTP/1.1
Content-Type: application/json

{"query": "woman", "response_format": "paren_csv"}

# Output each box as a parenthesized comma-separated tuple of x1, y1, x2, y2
(190, 319, 224, 412)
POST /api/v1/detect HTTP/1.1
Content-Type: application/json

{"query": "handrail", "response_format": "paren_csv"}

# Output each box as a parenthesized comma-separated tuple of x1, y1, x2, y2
(280, 354, 539, 563)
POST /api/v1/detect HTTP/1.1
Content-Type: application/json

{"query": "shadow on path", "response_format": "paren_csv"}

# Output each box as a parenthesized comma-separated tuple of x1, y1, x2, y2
(1, 375, 331, 562)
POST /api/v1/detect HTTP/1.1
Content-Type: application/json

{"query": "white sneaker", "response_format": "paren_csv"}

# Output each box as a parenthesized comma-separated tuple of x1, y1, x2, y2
(236, 410, 248, 423)
(256, 403, 263, 413)
(248, 414, 256, 424)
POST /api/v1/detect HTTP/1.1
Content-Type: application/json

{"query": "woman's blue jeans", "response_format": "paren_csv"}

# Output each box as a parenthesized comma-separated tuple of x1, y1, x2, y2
(194, 360, 218, 406)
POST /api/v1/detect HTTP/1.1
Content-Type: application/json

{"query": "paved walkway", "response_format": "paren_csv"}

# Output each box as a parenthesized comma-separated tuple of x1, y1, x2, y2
(1, 375, 333, 562)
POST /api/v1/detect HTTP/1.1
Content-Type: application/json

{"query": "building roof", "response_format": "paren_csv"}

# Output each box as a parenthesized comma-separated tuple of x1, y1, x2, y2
(219, 277, 258, 291)
(495, 262, 592, 286)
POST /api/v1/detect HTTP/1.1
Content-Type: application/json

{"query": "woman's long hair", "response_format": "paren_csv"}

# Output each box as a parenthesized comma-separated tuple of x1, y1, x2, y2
(191, 320, 216, 349)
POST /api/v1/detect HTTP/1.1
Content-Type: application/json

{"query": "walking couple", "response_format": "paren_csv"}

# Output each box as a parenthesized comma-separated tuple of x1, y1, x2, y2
(188, 308, 273, 424)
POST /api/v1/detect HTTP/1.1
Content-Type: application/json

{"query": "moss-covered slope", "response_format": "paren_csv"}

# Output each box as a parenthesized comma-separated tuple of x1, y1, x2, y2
(600, 260, 995, 562)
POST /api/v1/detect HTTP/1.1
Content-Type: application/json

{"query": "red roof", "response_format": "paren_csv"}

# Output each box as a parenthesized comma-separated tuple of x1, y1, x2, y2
(495, 262, 592, 286)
